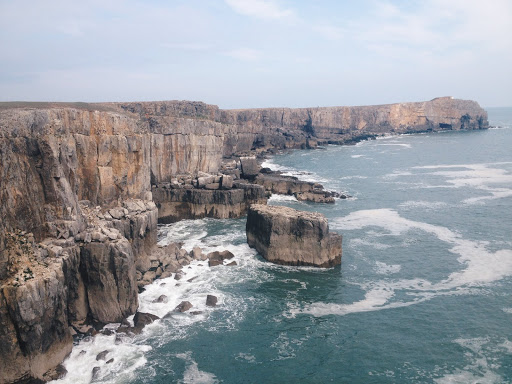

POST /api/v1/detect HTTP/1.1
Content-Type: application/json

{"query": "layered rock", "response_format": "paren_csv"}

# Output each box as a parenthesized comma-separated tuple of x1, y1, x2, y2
(0, 97, 488, 382)
(254, 172, 347, 203)
(0, 199, 158, 383)
(152, 171, 267, 223)
(246, 205, 342, 268)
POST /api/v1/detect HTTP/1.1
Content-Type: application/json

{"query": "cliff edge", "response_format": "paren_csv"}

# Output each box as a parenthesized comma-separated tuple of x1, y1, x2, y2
(0, 97, 488, 382)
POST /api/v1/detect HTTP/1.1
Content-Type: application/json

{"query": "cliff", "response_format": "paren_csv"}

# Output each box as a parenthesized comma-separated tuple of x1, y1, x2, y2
(0, 97, 488, 382)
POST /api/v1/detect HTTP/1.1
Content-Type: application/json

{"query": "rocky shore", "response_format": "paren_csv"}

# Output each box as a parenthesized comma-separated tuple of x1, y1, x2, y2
(0, 97, 488, 383)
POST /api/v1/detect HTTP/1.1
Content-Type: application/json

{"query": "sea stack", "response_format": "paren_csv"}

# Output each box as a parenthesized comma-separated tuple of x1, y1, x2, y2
(246, 204, 342, 267)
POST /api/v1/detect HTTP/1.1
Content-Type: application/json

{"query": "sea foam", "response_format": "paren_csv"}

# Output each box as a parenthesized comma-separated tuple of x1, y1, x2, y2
(295, 209, 512, 317)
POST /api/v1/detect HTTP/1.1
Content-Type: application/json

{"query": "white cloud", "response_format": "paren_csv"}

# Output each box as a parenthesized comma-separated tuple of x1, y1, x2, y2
(161, 43, 213, 51)
(226, 48, 262, 61)
(224, 0, 296, 21)
(314, 25, 344, 41)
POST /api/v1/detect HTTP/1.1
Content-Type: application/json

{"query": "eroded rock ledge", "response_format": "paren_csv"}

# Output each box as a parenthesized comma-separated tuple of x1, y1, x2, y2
(246, 204, 342, 268)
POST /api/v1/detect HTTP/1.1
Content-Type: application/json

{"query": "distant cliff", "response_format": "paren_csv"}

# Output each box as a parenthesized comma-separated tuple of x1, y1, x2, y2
(0, 97, 488, 382)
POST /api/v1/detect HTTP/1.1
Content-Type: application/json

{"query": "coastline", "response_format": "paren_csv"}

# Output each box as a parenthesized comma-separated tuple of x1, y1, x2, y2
(0, 97, 489, 383)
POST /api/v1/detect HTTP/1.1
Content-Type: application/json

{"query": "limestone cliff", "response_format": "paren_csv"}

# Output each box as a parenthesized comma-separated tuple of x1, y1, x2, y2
(0, 97, 488, 382)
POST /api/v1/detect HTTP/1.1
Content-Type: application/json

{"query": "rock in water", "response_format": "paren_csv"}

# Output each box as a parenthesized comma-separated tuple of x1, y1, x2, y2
(206, 295, 218, 307)
(246, 204, 342, 268)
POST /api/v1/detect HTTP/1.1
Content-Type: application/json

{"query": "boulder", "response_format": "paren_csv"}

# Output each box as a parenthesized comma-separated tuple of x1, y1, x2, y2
(220, 175, 233, 189)
(240, 157, 260, 179)
(246, 204, 342, 268)
(206, 295, 218, 307)
(207, 250, 234, 261)
(208, 259, 223, 267)
(96, 350, 109, 361)
(152, 295, 168, 303)
(174, 301, 193, 312)
(133, 312, 159, 328)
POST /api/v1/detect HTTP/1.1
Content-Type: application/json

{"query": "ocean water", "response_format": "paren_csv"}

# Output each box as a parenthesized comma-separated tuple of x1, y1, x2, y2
(56, 108, 512, 384)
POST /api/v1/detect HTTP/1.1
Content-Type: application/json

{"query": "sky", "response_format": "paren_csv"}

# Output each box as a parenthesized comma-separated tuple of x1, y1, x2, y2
(0, 0, 511, 108)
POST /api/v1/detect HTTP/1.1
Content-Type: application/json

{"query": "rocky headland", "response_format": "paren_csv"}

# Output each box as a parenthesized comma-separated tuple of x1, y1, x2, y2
(0, 97, 488, 382)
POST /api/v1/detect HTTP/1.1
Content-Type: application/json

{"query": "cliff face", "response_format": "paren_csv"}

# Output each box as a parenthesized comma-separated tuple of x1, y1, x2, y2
(0, 97, 488, 382)
(221, 97, 488, 145)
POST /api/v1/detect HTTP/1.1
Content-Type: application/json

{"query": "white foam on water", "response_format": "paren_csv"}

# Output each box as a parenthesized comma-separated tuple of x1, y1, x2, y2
(350, 238, 391, 250)
(338, 175, 368, 180)
(268, 194, 299, 203)
(159, 219, 208, 250)
(388, 162, 512, 203)
(261, 158, 329, 183)
(434, 338, 505, 384)
(235, 353, 257, 363)
(382, 171, 413, 178)
(502, 308, 512, 314)
(351, 154, 365, 158)
(295, 209, 512, 317)
(376, 143, 412, 148)
(53, 334, 151, 384)
(375, 261, 401, 275)
(399, 200, 448, 210)
(177, 352, 218, 384)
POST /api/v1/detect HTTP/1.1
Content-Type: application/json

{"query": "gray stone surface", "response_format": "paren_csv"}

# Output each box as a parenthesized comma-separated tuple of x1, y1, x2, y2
(246, 204, 342, 268)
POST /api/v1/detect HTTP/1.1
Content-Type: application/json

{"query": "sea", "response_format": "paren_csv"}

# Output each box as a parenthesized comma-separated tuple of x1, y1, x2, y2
(54, 108, 512, 384)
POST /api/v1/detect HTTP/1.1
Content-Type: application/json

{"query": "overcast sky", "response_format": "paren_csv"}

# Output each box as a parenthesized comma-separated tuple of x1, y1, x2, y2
(0, 0, 511, 108)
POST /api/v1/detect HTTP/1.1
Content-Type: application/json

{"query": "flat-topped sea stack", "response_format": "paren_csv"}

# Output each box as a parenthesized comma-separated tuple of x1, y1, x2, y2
(246, 204, 342, 268)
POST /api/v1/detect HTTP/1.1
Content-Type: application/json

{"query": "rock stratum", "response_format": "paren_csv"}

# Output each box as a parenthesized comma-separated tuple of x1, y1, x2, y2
(0, 97, 487, 382)
(246, 204, 342, 267)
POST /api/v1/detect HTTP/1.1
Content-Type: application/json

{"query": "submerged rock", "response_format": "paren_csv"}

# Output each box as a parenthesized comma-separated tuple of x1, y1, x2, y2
(246, 204, 342, 268)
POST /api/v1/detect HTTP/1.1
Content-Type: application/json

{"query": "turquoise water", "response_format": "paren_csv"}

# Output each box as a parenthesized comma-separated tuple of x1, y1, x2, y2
(57, 109, 512, 384)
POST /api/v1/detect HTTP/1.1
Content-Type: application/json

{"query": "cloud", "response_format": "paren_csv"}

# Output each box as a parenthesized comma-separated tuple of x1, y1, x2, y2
(226, 48, 262, 61)
(224, 0, 296, 21)
(161, 43, 214, 51)
(314, 25, 344, 41)
(357, 0, 512, 52)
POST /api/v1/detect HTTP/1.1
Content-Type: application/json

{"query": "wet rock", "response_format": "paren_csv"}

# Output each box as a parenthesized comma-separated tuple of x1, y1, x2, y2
(191, 246, 203, 260)
(106, 358, 114, 364)
(133, 312, 159, 329)
(174, 301, 193, 312)
(207, 250, 234, 261)
(96, 350, 110, 361)
(152, 295, 168, 303)
(206, 295, 218, 307)
(190, 311, 203, 316)
(208, 258, 223, 267)
(43, 364, 68, 381)
(226, 261, 237, 266)
(92, 367, 101, 381)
